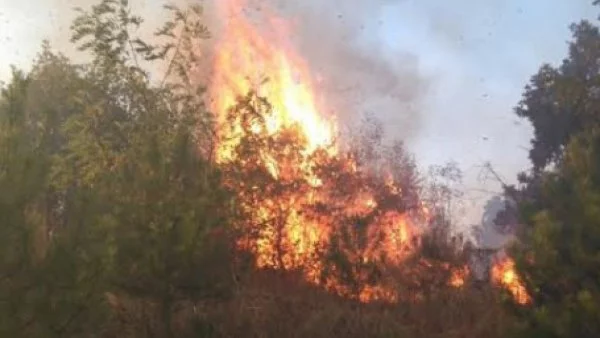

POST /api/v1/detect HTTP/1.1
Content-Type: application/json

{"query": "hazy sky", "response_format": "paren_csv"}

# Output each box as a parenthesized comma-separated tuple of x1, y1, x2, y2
(374, 0, 596, 226)
(0, 0, 597, 229)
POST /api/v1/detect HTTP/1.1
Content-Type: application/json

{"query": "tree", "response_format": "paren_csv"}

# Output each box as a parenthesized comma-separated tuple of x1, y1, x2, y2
(516, 20, 600, 173)
(510, 130, 600, 337)
(60, 1, 231, 336)
(507, 5, 600, 337)
(0, 1, 231, 336)
(0, 54, 112, 338)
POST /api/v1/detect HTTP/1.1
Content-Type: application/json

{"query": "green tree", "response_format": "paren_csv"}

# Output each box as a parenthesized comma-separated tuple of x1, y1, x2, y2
(507, 5, 600, 338)
(503, 20, 600, 232)
(515, 20, 600, 173)
(0, 51, 112, 337)
(0, 0, 231, 336)
(510, 130, 600, 338)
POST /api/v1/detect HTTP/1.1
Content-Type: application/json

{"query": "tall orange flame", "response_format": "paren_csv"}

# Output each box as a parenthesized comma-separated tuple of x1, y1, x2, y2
(208, 0, 449, 303)
(210, 0, 335, 163)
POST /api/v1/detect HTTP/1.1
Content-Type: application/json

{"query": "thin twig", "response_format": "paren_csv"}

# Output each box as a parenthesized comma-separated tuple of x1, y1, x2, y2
(159, 10, 188, 89)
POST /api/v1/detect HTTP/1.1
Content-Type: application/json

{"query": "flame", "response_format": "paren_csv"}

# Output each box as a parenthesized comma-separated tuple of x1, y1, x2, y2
(210, 0, 335, 163)
(491, 255, 531, 305)
(449, 265, 469, 288)
(208, 0, 429, 303)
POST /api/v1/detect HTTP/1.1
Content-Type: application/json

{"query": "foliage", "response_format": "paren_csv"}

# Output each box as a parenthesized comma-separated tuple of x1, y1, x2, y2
(515, 20, 600, 173)
(0, 1, 229, 337)
(507, 5, 600, 338)
(503, 18, 600, 239)
(0, 52, 111, 338)
(509, 130, 600, 337)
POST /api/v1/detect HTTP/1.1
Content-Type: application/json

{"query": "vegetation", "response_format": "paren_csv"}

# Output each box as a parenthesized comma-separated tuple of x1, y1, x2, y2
(499, 6, 600, 338)
(2, 0, 600, 337)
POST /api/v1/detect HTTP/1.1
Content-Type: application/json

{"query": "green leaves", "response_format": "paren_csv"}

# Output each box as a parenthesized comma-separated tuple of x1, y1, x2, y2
(0, 0, 229, 336)
(516, 22, 600, 172)
(509, 131, 600, 336)
(505, 12, 600, 338)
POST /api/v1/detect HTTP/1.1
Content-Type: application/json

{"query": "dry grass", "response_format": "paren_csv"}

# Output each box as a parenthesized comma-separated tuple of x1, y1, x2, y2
(104, 268, 514, 338)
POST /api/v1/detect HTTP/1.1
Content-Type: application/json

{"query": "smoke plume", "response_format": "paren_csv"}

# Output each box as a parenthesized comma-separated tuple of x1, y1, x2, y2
(203, 0, 431, 143)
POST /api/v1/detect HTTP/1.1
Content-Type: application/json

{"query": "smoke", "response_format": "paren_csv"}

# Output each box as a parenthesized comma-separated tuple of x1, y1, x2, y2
(203, 0, 431, 143)
(474, 196, 516, 249)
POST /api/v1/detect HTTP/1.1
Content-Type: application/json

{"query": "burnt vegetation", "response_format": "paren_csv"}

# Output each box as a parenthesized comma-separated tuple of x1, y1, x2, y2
(1, 0, 600, 337)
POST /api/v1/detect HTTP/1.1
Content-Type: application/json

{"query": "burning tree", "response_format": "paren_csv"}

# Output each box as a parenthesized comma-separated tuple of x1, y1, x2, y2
(217, 91, 428, 302)
(205, 0, 476, 303)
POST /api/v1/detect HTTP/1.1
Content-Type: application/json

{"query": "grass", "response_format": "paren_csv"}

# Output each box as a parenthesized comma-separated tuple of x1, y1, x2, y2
(104, 267, 515, 338)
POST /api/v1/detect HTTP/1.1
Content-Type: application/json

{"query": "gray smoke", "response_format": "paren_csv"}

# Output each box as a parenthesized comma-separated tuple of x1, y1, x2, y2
(473, 195, 516, 249)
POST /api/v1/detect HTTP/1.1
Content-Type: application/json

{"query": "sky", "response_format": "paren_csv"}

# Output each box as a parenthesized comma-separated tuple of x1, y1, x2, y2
(0, 0, 597, 231)
(372, 0, 597, 228)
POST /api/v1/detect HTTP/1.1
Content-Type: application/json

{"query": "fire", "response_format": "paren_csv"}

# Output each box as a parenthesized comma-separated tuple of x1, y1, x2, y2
(449, 265, 469, 288)
(210, 0, 335, 163)
(491, 255, 531, 305)
(208, 0, 435, 303)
